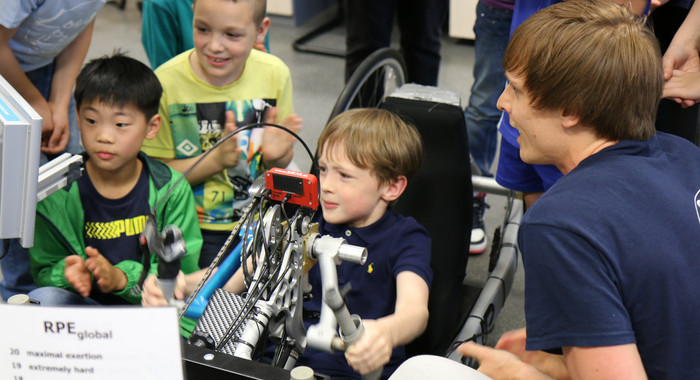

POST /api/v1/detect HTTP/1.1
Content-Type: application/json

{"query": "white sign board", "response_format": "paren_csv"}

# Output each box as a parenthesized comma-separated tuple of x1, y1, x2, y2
(0, 305, 184, 379)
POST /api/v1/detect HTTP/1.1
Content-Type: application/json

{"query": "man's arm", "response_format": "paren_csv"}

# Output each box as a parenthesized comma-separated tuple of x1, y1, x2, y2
(563, 344, 647, 380)
(458, 341, 647, 380)
(663, 0, 700, 75)
(44, 19, 96, 154)
(0, 25, 56, 148)
(662, 0, 700, 106)
(344, 271, 430, 374)
(458, 341, 555, 380)
(495, 328, 570, 380)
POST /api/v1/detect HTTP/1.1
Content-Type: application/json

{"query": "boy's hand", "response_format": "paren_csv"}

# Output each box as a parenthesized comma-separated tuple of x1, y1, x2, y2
(261, 107, 302, 167)
(141, 272, 187, 307)
(345, 319, 393, 375)
(85, 246, 128, 293)
(213, 110, 241, 169)
(64, 255, 92, 297)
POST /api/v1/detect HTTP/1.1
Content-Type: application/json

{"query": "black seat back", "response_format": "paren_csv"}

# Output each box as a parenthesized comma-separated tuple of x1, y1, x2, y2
(382, 94, 473, 356)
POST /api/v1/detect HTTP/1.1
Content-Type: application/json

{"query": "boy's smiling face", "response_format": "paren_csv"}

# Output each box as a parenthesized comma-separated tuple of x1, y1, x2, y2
(78, 100, 160, 176)
(190, 0, 263, 87)
(318, 143, 393, 228)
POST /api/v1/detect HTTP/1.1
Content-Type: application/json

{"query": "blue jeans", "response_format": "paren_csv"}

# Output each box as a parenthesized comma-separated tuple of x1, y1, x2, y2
(0, 239, 37, 301)
(0, 62, 81, 301)
(27, 286, 101, 306)
(465, 2, 512, 176)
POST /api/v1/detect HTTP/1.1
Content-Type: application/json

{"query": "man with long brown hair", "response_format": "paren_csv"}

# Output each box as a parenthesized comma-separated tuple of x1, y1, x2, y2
(460, 1, 700, 378)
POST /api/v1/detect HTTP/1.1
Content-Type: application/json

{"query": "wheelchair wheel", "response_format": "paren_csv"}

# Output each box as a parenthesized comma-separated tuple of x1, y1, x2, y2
(327, 48, 407, 123)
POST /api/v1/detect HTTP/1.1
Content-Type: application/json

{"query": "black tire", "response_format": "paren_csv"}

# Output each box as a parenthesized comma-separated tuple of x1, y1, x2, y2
(327, 48, 407, 123)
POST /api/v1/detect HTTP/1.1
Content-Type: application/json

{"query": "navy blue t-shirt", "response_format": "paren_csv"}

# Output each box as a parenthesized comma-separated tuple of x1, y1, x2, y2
(79, 165, 150, 305)
(297, 209, 432, 379)
(520, 133, 700, 378)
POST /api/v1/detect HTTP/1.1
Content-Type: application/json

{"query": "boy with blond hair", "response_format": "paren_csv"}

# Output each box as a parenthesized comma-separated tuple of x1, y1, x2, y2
(143, 108, 432, 378)
(141, 0, 302, 267)
(28, 53, 202, 307)
(296, 108, 431, 378)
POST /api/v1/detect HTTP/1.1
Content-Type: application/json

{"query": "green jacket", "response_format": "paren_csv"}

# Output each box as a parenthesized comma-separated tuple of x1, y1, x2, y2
(29, 152, 202, 306)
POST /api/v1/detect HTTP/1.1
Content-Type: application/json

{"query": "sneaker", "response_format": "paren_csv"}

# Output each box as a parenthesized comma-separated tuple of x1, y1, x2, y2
(470, 193, 489, 254)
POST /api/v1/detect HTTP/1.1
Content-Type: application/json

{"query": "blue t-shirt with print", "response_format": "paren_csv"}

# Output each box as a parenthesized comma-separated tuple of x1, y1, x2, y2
(79, 164, 149, 305)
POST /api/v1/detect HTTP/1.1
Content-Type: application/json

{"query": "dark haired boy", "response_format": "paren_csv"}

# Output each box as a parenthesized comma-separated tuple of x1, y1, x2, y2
(28, 53, 202, 308)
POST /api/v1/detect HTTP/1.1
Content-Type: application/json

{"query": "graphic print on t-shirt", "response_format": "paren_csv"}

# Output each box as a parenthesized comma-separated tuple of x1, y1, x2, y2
(167, 98, 275, 226)
(78, 164, 150, 304)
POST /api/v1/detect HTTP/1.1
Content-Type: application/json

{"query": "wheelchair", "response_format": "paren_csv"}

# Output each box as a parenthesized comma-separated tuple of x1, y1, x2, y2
(180, 48, 522, 379)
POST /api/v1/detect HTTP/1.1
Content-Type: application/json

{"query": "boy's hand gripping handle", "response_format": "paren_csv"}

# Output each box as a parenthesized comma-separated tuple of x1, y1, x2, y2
(156, 225, 186, 305)
(141, 214, 187, 305)
(311, 235, 381, 380)
(325, 288, 382, 380)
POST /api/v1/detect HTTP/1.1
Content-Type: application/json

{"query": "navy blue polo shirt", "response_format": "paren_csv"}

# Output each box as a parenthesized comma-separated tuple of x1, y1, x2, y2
(298, 209, 432, 379)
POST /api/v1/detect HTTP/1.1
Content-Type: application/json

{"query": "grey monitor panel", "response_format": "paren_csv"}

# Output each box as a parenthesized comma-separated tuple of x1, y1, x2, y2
(0, 74, 42, 248)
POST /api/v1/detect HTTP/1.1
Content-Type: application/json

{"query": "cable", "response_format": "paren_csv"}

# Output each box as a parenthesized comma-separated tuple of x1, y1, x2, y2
(280, 195, 296, 244)
(168, 121, 320, 319)
(445, 327, 492, 359)
(217, 254, 292, 350)
(242, 194, 265, 288)
(171, 122, 319, 350)
(178, 196, 261, 319)
(209, 217, 280, 351)
(216, 210, 299, 351)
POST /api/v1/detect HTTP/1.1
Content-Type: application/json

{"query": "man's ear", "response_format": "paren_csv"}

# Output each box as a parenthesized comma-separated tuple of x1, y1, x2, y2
(255, 17, 271, 49)
(560, 111, 580, 130)
(381, 175, 408, 203)
(145, 114, 161, 140)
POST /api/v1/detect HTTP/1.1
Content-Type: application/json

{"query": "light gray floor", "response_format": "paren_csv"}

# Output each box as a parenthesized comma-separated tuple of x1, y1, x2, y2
(2, 0, 525, 347)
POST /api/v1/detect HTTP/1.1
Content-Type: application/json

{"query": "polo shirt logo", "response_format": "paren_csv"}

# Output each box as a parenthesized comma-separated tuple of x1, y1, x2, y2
(695, 189, 700, 226)
(367, 263, 374, 274)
